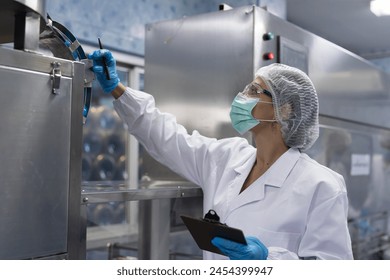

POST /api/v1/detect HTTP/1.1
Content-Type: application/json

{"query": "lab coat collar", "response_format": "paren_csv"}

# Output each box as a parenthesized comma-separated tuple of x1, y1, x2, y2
(227, 148, 301, 217)
(234, 148, 301, 188)
(264, 148, 301, 188)
(233, 149, 257, 175)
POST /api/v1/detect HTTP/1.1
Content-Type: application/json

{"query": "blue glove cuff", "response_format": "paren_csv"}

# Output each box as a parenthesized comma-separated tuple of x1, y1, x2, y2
(102, 76, 120, 93)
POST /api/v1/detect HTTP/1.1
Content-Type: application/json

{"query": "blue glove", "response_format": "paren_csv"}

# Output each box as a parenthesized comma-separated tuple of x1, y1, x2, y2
(88, 49, 120, 93)
(211, 236, 268, 260)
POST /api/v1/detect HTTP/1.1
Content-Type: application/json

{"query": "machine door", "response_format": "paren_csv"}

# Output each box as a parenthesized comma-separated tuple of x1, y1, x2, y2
(0, 61, 72, 259)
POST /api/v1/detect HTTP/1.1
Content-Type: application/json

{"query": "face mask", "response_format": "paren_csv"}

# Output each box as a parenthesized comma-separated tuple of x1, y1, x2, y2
(230, 93, 259, 135)
(229, 92, 275, 135)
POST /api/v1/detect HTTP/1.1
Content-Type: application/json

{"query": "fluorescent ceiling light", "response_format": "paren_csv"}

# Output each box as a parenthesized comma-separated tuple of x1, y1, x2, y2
(370, 0, 390, 16)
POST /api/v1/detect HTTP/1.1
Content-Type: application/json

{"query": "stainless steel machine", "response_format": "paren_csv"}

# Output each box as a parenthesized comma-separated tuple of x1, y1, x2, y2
(2, 2, 390, 260)
(144, 5, 390, 259)
(0, 0, 87, 259)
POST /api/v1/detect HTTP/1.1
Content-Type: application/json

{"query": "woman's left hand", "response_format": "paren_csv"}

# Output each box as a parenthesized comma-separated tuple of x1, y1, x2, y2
(211, 236, 268, 260)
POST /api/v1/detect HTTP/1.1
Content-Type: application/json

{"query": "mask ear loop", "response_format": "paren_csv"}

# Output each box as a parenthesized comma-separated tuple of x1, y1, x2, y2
(252, 98, 276, 122)
(257, 100, 273, 105)
(255, 118, 277, 123)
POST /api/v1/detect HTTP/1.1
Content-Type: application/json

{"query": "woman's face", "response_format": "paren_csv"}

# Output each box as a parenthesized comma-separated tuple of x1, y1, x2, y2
(250, 77, 275, 122)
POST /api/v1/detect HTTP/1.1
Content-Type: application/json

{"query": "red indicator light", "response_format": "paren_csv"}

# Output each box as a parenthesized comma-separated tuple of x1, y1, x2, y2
(263, 52, 274, 60)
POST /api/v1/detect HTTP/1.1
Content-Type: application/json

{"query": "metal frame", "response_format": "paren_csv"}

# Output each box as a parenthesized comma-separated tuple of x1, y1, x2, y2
(67, 61, 85, 259)
(81, 182, 203, 259)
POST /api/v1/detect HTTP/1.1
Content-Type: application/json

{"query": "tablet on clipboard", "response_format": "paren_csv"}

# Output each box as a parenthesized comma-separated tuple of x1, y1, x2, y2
(180, 210, 247, 256)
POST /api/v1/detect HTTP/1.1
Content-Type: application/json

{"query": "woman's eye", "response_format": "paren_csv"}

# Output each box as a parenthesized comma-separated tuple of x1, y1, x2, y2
(250, 87, 259, 95)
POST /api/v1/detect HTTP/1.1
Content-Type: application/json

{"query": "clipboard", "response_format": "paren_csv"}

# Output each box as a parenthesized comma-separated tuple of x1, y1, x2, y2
(180, 210, 247, 256)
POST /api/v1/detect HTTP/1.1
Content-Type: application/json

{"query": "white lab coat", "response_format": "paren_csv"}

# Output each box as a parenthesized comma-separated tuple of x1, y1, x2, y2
(113, 88, 354, 260)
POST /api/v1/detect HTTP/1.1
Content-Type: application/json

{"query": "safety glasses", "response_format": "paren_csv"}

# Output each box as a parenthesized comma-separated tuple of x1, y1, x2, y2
(240, 82, 273, 100)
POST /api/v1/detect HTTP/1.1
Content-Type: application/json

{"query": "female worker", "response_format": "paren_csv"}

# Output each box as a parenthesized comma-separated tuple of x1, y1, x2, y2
(88, 49, 353, 260)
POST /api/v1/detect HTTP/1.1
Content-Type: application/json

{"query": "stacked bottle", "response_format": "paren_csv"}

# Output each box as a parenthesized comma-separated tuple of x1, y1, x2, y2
(82, 105, 128, 182)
